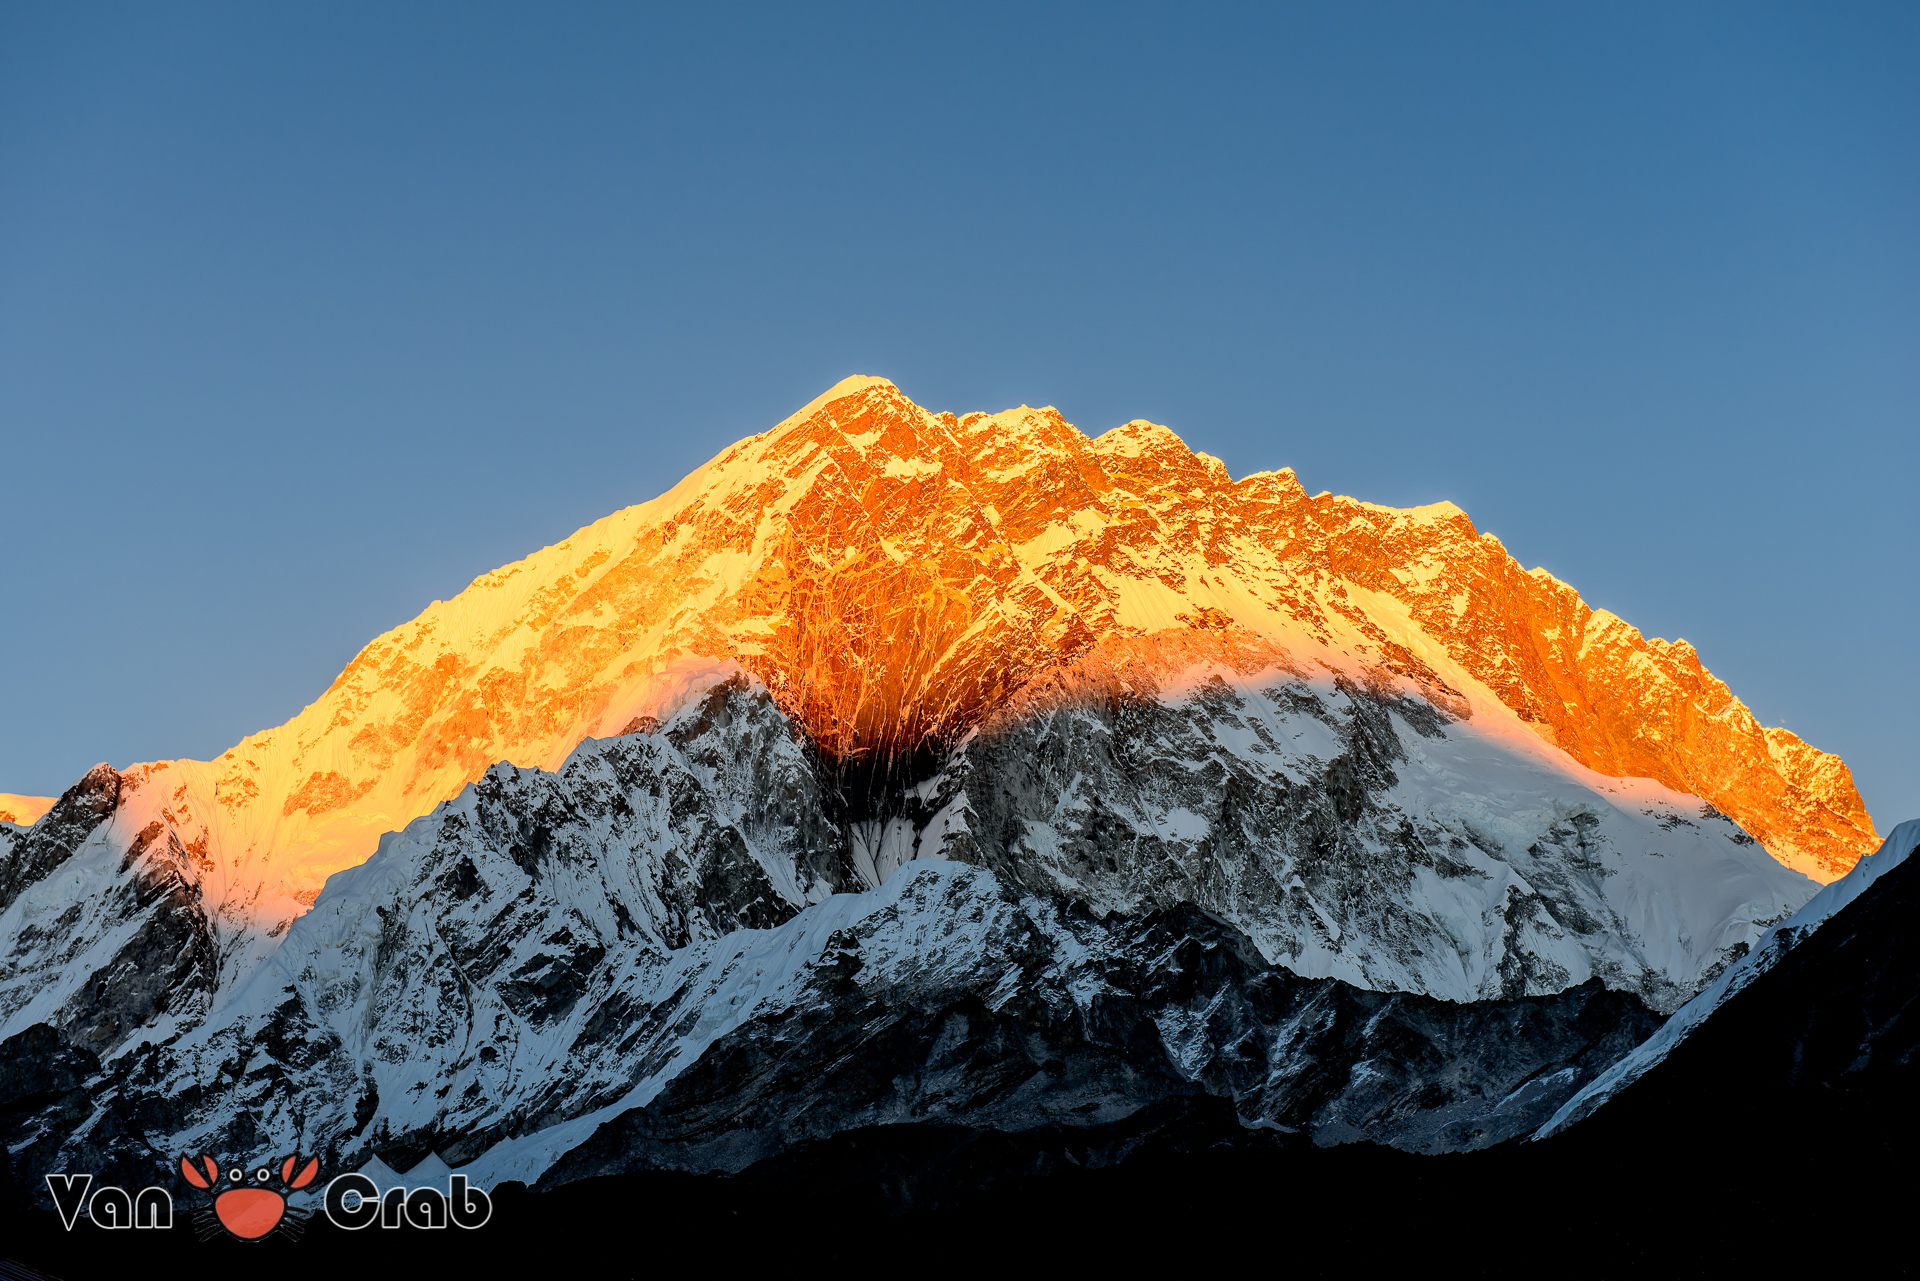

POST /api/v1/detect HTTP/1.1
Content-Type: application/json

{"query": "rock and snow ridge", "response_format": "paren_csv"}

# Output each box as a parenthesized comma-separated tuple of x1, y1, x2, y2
(0, 667, 1813, 1191)
(1534, 816, 1920, 1139)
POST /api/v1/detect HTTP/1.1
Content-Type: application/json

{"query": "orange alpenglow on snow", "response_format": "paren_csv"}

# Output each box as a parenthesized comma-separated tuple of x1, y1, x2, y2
(22, 377, 1878, 938)
(0, 794, 55, 827)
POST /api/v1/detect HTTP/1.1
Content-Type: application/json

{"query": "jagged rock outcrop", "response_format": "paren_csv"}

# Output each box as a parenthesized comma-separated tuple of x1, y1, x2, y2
(0, 764, 218, 1056)
(0, 765, 220, 1182)
(0, 764, 122, 915)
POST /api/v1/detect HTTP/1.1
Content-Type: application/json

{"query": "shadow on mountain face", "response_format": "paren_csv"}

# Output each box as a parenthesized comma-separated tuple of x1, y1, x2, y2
(9, 847, 1915, 1279)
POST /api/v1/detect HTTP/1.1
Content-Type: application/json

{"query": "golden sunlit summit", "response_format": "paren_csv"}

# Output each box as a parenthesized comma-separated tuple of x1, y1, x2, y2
(4, 377, 1876, 942)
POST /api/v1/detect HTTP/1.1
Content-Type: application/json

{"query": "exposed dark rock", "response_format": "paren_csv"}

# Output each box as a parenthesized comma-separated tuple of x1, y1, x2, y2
(0, 763, 120, 914)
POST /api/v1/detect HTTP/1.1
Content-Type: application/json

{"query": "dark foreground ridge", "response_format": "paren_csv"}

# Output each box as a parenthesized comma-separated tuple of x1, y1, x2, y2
(2, 1105, 1906, 1278)
(9, 840, 1916, 1279)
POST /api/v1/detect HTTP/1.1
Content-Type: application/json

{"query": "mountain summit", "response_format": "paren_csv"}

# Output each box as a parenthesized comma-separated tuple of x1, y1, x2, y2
(40, 378, 1869, 941)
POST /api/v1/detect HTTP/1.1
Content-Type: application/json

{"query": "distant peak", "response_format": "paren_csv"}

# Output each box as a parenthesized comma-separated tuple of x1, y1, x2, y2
(0, 793, 55, 826)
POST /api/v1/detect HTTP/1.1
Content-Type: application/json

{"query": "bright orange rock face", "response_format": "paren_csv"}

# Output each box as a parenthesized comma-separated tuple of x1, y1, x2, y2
(701, 379, 1874, 879)
(67, 377, 1875, 937)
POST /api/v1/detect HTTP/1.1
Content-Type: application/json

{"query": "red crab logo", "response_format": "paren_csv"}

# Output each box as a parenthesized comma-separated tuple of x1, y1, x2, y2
(178, 1153, 321, 1241)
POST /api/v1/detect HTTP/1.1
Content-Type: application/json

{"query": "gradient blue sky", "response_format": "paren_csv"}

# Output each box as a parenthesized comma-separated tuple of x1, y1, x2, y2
(3, 3, 1915, 828)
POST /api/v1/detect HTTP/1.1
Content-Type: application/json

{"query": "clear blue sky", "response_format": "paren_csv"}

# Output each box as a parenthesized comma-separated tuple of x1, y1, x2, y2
(3, 2, 1915, 829)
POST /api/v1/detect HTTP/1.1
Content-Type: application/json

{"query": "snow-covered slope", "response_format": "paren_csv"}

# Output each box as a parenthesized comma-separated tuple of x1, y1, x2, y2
(1534, 817, 1920, 1139)
(0, 669, 1811, 1191)
(935, 633, 1810, 1008)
